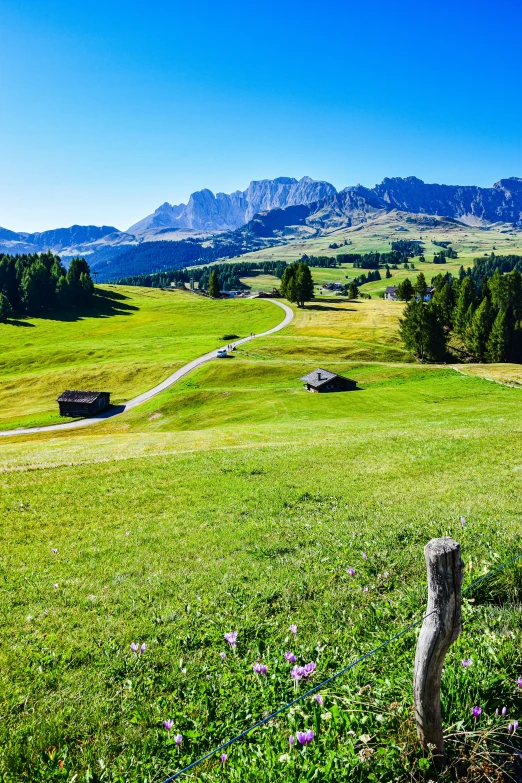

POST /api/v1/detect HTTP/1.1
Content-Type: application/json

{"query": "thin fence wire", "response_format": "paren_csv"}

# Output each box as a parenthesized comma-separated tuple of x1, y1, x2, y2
(160, 549, 522, 783)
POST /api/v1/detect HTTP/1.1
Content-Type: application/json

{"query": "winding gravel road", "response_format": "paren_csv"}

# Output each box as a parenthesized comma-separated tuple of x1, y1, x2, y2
(0, 299, 294, 439)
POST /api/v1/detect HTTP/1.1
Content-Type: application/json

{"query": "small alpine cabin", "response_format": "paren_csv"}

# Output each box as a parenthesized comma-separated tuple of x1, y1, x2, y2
(300, 368, 356, 393)
(57, 390, 111, 417)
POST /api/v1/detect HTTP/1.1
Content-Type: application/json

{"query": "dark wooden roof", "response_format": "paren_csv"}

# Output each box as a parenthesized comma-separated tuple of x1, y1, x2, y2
(299, 368, 351, 388)
(56, 390, 109, 403)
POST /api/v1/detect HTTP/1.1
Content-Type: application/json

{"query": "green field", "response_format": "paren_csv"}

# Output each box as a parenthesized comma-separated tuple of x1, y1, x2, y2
(0, 287, 281, 431)
(2, 287, 522, 782)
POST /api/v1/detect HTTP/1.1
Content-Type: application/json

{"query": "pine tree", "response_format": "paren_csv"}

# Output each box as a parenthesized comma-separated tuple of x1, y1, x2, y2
(432, 282, 454, 329)
(399, 299, 446, 361)
(295, 263, 314, 307)
(486, 309, 509, 362)
(453, 277, 476, 335)
(385, 267, 392, 279)
(348, 281, 359, 299)
(466, 297, 493, 360)
(414, 272, 427, 300)
(208, 269, 220, 298)
(0, 292, 13, 322)
(396, 278, 414, 301)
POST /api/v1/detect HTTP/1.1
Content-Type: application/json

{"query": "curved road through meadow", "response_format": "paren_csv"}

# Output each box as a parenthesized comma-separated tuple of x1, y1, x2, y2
(0, 299, 294, 439)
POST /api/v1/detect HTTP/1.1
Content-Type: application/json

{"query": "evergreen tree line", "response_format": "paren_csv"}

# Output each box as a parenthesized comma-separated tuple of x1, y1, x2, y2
(117, 260, 288, 290)
(399, 268, 522, 363)
(351, 269, 382, 286)
(280, 263, 314, 307)
(0, 252, 94, 321)
(298, 254, 341, 268)
(470, 254, 522, 284)
(391, 240, 424, 256)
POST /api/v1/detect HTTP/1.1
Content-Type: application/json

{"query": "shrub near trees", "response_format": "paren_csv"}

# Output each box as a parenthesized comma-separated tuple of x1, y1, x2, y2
(280, 262, 314, 307)
(399, 268, 522, 363)
(0, 252, 95, 316)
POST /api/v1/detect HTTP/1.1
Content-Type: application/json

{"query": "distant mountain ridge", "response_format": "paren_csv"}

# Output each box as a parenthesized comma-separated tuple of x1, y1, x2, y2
(1, 176, 521, 276)
(128, 176, 338, 233)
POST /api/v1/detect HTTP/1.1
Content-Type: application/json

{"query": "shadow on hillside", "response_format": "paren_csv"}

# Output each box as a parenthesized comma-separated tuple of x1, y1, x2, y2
(306, 302, 356, 312)
(32, 288, 139, 323)
(5, 319, 36, 327)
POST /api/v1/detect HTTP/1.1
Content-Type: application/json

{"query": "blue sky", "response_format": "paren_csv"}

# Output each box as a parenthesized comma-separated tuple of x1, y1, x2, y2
(1, 0, 520, 232)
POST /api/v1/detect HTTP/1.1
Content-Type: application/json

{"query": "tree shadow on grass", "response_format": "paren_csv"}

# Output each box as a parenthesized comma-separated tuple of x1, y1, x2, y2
(5, 319, 35, 327)
(29, 288, 139, 323)
(305, 303, 357, 312)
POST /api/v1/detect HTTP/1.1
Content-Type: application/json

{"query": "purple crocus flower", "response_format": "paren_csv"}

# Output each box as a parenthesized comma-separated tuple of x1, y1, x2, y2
(363, 586, 369, 593)
(289, 735, 295, 748)
(303, 661, 316, 678)
(51, 548, 58, 554)
(130, 642, 139, 653)
(224, 631, 238, 649)
(163, 720, 173, 731)
(220, 652, 226, 661)
(285, 652, 297, 663)
(509, 724, 513, 733)
(472, 706, 482, 723)
(347, 568, 356, 576)
(53, 583, 58, 589)
(384, 571, 389, 579)
(460, 516, 466, 527)
(252, 662, 267, 675)
(503, 706, 508, 716)
(296, 730, 314, 745)
(221, 753, 227, 765)
(517, 677, 522, 689)
(315, 693, 324, 706)
(462, 658, 472, 668)
(514, 721, 519, 733)
(291, 665, 304, 682)
(140, 643, 146, 655)
(174, 734, 183, 746)
(290, 624, 297, 638)
(361, 552, 367, 560)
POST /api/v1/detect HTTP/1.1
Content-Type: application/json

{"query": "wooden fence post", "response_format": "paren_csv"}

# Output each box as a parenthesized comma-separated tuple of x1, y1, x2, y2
(413, 537, 463, 767)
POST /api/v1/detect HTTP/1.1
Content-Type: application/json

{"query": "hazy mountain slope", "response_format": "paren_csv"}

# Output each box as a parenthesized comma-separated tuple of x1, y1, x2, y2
(0, 224, 119, 256)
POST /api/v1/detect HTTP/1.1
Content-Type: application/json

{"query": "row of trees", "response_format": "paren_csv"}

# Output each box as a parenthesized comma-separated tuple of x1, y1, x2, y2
(0, 252, 94, 320)
(118, 260, 288, 289)
(399, 268, 522, 362)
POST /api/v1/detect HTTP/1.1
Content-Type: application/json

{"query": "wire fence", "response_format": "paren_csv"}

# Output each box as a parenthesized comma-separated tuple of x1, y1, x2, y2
(160, 549, 522, 783)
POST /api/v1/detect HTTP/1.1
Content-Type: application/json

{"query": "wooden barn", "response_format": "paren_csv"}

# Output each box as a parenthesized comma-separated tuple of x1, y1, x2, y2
(56, 390, 111, 417)
(300, 368, 356, 393)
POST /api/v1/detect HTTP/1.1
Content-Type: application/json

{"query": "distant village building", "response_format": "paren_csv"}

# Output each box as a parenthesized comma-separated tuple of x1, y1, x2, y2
(385, 286, 398, 301)
(300, 368, 356, 393)
(57, 390, 111, 418)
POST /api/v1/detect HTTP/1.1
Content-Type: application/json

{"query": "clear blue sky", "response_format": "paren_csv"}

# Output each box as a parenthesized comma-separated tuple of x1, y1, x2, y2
(1, 0, 520, 232)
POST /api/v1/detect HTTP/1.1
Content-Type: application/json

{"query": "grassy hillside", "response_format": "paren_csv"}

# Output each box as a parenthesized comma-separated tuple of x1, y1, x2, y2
(0, 286, 281, 431)
(2, 287, 522, 781)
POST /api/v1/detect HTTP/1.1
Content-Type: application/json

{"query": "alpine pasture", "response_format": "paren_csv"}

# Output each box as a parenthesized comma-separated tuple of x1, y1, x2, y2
(1, 287, 522, 782)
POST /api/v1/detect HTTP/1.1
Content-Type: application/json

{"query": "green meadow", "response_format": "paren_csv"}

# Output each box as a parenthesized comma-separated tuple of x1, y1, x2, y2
(1, 290, 522, 781)
(0, 287, 280, 431)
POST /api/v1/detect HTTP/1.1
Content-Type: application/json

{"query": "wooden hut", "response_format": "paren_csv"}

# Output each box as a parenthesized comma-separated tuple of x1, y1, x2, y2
(56, 390, 111, 417)
(300, 368, 356, 393)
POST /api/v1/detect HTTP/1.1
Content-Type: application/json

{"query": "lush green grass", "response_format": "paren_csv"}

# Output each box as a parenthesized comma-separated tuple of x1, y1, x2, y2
(0, 287, 281, 430)
(2, 289, 522, 782)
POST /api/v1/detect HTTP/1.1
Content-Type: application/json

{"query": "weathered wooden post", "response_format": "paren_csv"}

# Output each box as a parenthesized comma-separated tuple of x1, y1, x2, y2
(413, 537, 463, 767)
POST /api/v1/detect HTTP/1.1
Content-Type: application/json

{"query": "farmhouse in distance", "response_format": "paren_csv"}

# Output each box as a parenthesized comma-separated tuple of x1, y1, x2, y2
(300, 368, 357, 393)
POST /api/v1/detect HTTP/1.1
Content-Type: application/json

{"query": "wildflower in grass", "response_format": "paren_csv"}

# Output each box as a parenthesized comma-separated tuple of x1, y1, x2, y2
(503, 706, 508, 716)
(125, 531, 130, 536)
(461, 516, 466, 527)
(384, 571, 389, 579)
(224, 631, 238, 650)
(252, 662, 268, 675)
(289, 735, 295, 749)
(220, 652, 226, 661)
(53, 583, 58, 589)
(517, 677, 522, 688)
(221, 753, 227, 765)
(163, 720, 173, 731)
(303, 661, 316, 677)
(315, 693, 324, 706)
(363, 586, 369, 593)
(51, 548, 57, 554)
(347, 568, 356, 576)
(472, 706, 482, 725)
(174, 734, 183, 746)
(140, 643, 146, 655)
(514, 721, 519, 732)
(291, 665, 304, 682)
(296, 730, 314, 745)
(285, 652, 296, 663)
(362, 552, 367, 560)
(206, 674, 211, 680)
(290, 624, 297, 638)
(130, 642, 139, 653)
(462, 658, 472, 668)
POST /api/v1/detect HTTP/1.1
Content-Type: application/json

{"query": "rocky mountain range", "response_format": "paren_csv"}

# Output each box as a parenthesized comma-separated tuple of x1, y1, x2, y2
(127, 176, 337, 233)
(1, 176, 521, 278)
